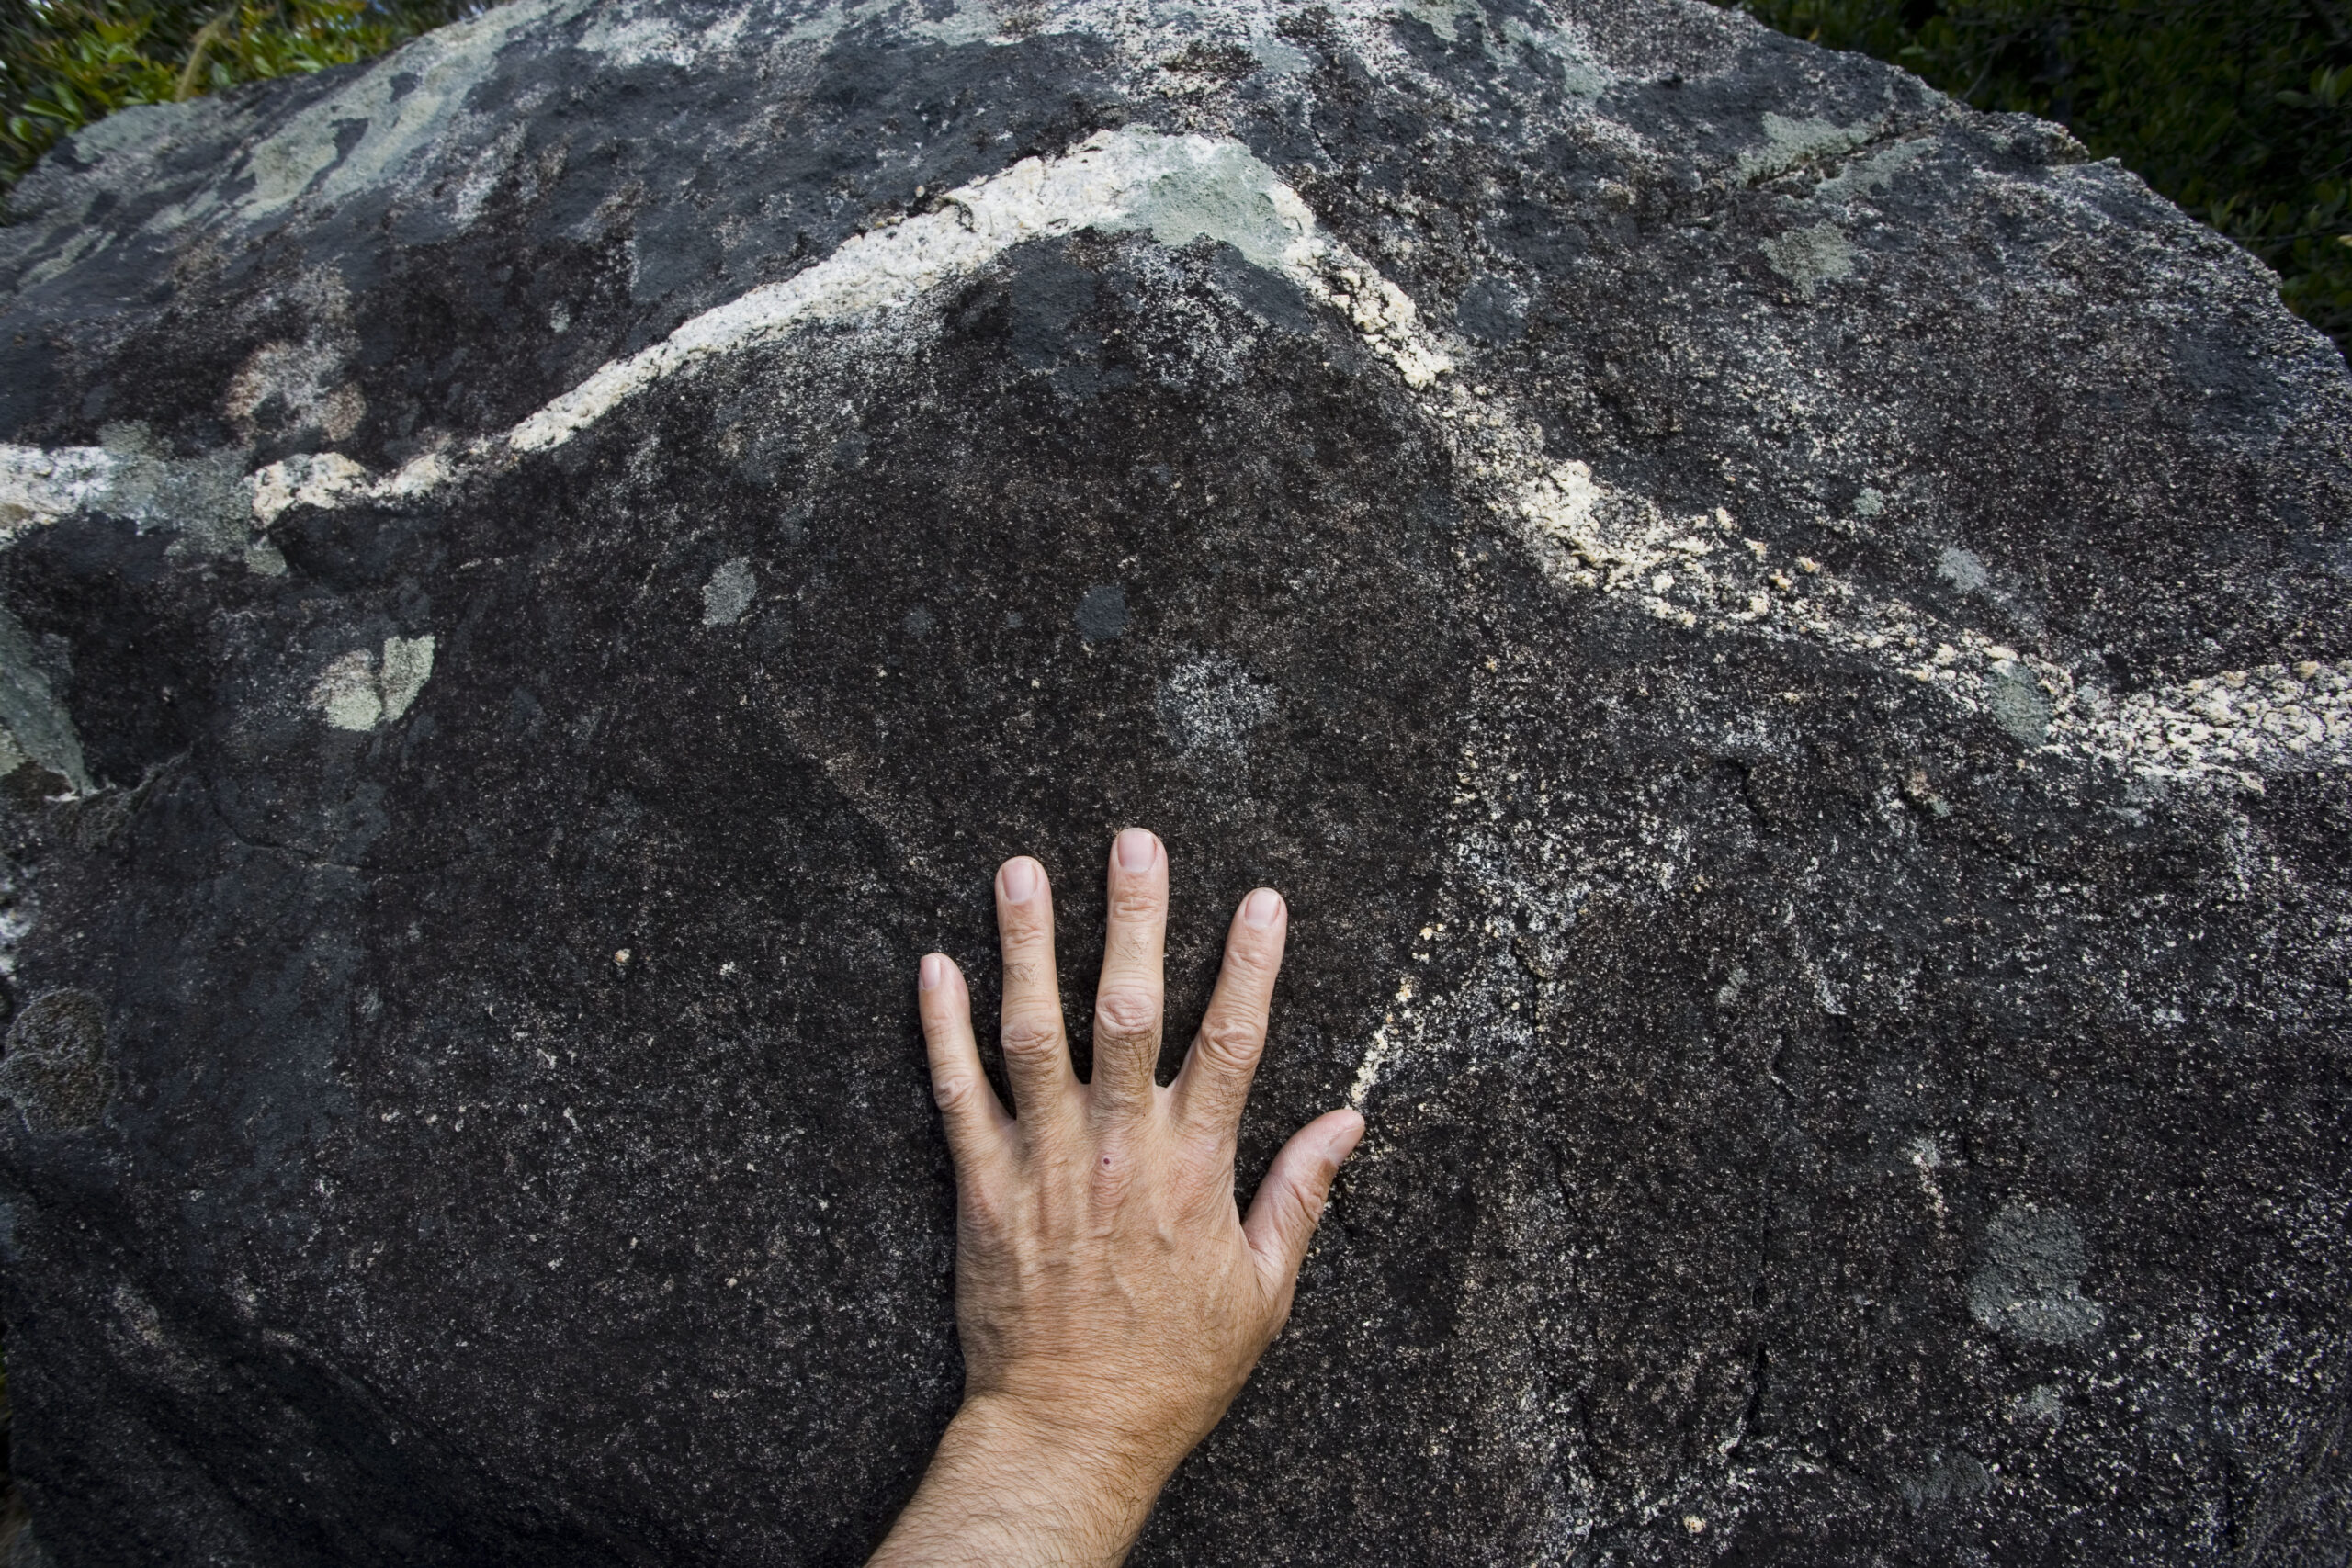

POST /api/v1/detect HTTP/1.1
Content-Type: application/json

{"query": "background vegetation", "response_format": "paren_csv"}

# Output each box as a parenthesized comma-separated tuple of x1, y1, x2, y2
(3, 0, 2347, 353)
(1719, 0, 2352, 355)
(2, 0, 478, 189)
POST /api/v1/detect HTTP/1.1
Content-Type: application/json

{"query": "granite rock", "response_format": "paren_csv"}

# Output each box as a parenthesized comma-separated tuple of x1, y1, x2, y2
(1, 0, 2349, 1562)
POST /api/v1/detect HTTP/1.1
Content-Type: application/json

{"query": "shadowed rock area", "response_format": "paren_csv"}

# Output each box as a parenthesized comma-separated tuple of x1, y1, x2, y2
(1, 0, 2349, 1561)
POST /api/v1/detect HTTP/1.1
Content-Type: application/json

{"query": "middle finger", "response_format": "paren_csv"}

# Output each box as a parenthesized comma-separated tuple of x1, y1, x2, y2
(1089, 827, 1168, 1123)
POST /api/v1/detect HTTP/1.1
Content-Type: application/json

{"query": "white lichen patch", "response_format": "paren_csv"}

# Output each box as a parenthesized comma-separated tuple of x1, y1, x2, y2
(311, 636, 436, 731)
(1814, 135, 1934, 203)
(224, 0, 591, 223)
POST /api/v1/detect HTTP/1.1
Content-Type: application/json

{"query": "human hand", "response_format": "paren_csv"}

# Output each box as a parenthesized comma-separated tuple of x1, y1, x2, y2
(867, 829, 1365, 1568)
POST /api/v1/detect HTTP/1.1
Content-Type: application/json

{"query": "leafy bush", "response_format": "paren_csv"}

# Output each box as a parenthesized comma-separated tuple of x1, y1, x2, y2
(1721, 0, 2352, 356)
(2, 0, 481, 192)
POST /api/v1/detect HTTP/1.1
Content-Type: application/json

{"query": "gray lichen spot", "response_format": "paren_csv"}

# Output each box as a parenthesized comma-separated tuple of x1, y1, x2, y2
(1938, 545, 1990, 594)
(1158, 652, 1276, 765)
(0, 603, 91, 793)
(1075, 584, 1129, 642)
(1900, 1451, 1992, 1513)
(1390, 0, 1471, 42)
(703, 558, 757, 627)
(2007, 1383, 2064, 1427)
(311, 636, 435, 731)
(0, 989, 113, 1133)
(903, 605, 936, 640)
(1986, 664, 2052, 747)
(1248, 32, 1310, 73)
(1761, 222, 1855, 299)
(1968, 1201, 2106, 1344)
(1737, 112, 1877, 183)
(1855, 486, 1886, 517)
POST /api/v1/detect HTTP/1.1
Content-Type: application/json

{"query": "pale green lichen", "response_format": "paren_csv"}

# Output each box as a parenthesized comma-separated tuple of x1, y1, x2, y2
(702, 558, 756, 627)
(0, 603, 89, 793)
(1736, 112, 1879, 183)
(311, 636, 436, 731)
(1761, 221, 1856, 299)
(1968, 1202, 2106, 1344)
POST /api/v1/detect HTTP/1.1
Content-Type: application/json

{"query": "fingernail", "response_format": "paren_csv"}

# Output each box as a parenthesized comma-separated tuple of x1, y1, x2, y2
(1243, 887, 1282, 929)
(1115, 827, 1155, 874)
(920, 953, 948, 991)
(1336, 1109, 1366, 1159)
(1001, 857, 1039, 902)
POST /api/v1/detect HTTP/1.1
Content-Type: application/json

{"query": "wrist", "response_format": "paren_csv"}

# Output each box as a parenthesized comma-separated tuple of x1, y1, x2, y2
(869, 1393, 1178, 1567)
(956, 1388, 1186, 1502)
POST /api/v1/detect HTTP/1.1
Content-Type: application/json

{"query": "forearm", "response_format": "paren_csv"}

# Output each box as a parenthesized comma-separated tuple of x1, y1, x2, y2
(868, 1395, 1172, 1568)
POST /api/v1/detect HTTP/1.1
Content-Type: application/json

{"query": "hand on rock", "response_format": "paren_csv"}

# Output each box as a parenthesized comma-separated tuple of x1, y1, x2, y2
(868, 829, 1366, 1568)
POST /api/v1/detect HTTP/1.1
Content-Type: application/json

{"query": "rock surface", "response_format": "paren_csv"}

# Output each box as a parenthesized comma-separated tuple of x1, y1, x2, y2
(2, 0, 2350, 1561)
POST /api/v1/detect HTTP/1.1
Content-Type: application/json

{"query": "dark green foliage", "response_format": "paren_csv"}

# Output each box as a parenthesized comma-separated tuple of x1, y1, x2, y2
(1721, 0, 2352, 355)
(2, 0, 485, 193)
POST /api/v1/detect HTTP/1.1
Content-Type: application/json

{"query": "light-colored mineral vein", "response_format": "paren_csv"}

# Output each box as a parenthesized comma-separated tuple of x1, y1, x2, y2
(0, 446, 119, 547)
(6, 129, 2341, 793)
(226, 127, 1444, 524)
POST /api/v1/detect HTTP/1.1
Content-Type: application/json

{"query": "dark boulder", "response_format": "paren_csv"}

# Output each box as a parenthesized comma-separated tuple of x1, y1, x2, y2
(2, 0, 2349, 1562)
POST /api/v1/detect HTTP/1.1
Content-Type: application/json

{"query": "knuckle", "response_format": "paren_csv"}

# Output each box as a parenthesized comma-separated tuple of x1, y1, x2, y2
(958, 1184, 1007, 1237)
(1220, 940, 1276, 985)
(999, 897, 1052, 936)
(1195, 1015, 1263, 1073)
(999, 1013, 1064, 1063)
(1092, 986, 1160, 1039)
(932, 1074, 979, 1112)
(1109, 884, 1163, 923)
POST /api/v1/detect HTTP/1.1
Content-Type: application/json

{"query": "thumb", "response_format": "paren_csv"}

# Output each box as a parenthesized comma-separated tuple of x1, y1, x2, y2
(1243, 1108, 1367, 1283)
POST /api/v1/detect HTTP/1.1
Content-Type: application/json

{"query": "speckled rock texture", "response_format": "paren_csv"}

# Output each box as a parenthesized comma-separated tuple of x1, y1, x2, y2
(2, 0, 2349, 1562)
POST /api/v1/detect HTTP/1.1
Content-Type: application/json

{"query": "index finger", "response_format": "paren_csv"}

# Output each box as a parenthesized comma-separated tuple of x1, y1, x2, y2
(995, 855, 1080, 1133)
(1170, 886, 1286, 1140)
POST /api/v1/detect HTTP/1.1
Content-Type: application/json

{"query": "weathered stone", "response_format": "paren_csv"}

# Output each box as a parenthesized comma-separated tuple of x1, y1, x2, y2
(0, 992, 111, 1135)
(1, 0, 2348, 1562)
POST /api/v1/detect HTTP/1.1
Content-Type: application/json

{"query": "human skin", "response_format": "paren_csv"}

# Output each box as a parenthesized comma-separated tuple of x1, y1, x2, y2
(866, 828, 1367, 1568)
